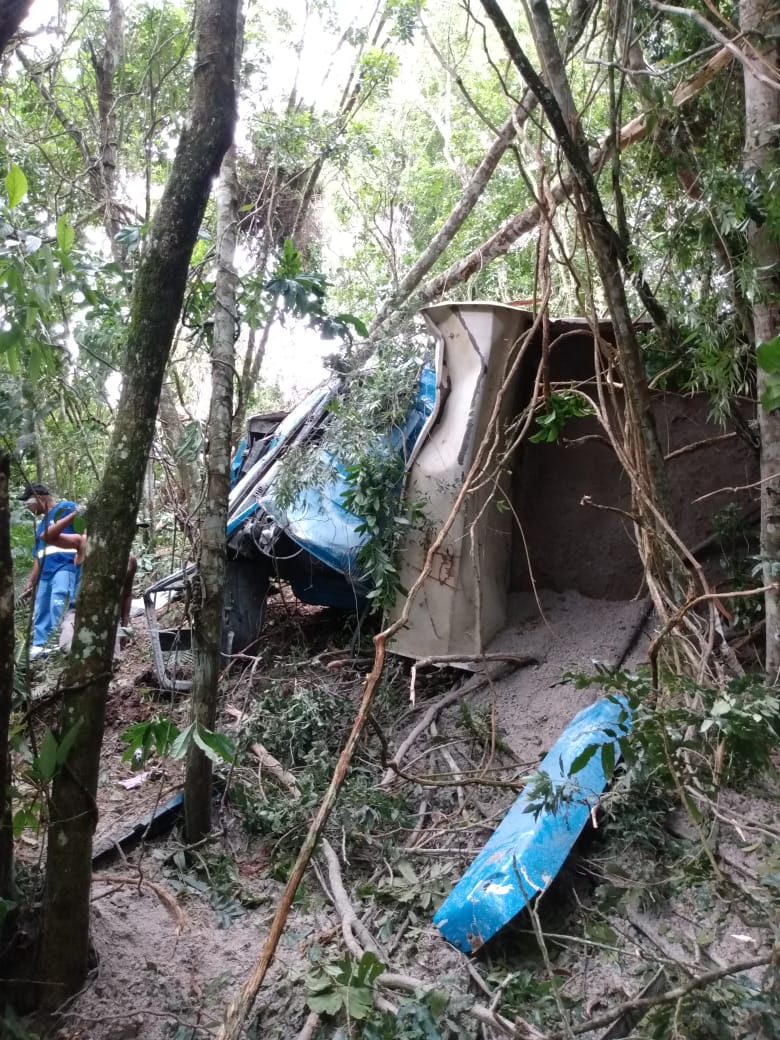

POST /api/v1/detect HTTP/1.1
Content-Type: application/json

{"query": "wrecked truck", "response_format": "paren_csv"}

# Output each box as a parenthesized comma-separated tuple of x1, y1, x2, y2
(145, 302, 534, 690)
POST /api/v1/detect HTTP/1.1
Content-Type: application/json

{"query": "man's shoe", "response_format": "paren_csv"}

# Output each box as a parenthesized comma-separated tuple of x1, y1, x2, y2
(29, 645, 47, 660)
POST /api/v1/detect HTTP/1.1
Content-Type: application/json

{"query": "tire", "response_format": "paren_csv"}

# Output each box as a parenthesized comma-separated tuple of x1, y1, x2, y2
(222, 555, 271, 658)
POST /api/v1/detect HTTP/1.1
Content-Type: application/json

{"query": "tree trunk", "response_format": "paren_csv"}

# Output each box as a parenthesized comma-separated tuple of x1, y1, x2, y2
(186, 7, 244, 842)
(481, 0, 670, 515)
(742, 0, 780, 679)
(37, 0, 238, 1007)
(0, 0, 32, 54)
(157, 378, 201, 528)
(0, 451, 14, 908)
(90, 0, 125, 249)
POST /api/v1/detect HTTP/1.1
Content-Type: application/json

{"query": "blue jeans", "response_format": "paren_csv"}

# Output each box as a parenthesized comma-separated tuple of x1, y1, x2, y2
(33, 567, 77, 648)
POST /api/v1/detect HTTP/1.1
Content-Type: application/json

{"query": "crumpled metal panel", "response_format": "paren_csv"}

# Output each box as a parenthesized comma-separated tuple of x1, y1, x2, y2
(388, 303, 536, 662)
(254, 366, 438, 582)
(433, 695, 631, 952)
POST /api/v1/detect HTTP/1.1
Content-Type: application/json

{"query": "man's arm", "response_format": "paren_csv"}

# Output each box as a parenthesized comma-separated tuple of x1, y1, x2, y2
(22, 557, 40, 598)
(40, 508, 86, 564)
(39, 509, 78, 544)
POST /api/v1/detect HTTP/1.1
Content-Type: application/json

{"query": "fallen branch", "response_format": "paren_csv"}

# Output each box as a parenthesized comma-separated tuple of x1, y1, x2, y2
(381, 664, 516, 786)
(377, 971, 546, 1039)
(251, 742, 300, 794)
(293, 1011, 321, 1040)
(91, 874, 185, 933)
(547, 947, 778, 1038)
(319, 838, 383, 959)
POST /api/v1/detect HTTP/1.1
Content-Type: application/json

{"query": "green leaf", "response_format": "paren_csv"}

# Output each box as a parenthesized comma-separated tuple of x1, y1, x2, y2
(193, 724, 235, 764)
(0, 328, 22, 354)
(13, 805, 40, 838)
(568, 742, 599, 776)
(56, 720, 82, 765)
(37, 729, 59, 781)
(757, 335, 780, 373)
(170, 722, 196, 759)
(56, 214, 75, 253)
(121, 717, 179, 764)
(760, 373, 780, 412)
(600, 740, 615, 778)
(5, 163, 28, 208)
(355, 950, 384, 986)
(344, 985, 373, 1020)
(174, 422, 203, 462)
(333, 313, 369, 337)
(0, 897, 17, 929)
(306, 989, 343, 1015)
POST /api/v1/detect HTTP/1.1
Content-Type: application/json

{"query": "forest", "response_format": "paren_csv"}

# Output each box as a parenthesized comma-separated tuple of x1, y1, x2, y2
(0, 0, 778, 1037)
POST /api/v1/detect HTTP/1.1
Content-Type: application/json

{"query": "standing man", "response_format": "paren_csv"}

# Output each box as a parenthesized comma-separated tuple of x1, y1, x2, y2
(19, 482, 80, 658)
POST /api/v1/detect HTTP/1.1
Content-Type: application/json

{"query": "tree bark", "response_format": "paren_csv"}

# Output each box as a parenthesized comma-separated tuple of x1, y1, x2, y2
(0, 0, 32, 54)
(90, 0, 125, 249)
(742, 0, 780, 679)
(0, 451, 14, 908)
(37, 0, 238, 1007)
(480, 0, 670, 513)
(186, 7, 244, 843)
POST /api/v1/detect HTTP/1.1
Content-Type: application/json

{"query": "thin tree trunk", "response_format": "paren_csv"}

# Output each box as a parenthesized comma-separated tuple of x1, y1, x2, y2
(0, 451, 14, 907)
(484, 0, 668, 489)
(186, 7, 244, 843)
(234, 303, 276, 444)
(37, 0, 238, 1007)
(292, 9, 390, 246)
(90, 0, 124, 248)
(158, 379, 201, 523)
(742, 0, 780, 678)
(0, 0, 32, 54)
(233, 325, 258, 446)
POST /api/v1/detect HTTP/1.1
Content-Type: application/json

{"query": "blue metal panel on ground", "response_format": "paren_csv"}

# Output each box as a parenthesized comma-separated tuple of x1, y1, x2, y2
(433, 696, 631, 952)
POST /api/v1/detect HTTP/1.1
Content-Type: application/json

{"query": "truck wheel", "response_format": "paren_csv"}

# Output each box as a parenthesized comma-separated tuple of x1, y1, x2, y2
(222, 555, 271, 658)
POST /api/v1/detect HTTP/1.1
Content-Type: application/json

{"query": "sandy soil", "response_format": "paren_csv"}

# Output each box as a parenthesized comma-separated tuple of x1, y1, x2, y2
(24, 589, 777, 1040)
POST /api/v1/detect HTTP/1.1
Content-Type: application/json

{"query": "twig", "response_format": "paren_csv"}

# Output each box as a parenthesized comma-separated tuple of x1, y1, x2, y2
(413, 651, 538, 670)
(320, 838, 383, 959)
(381, 665, 515, 786)
(663, 432, 737, 462)
(547, 947, 779, 1038)
(294, 1011, 321, 1040)
(648, 583, 776, 674)
(91, 874, 185, 933)
(251, 742, 301, 794)
(405, 799, 428, 848)
(692, 471, 780, 504)
(432, 720, 466, 809)
(377, 972, 544, 1039)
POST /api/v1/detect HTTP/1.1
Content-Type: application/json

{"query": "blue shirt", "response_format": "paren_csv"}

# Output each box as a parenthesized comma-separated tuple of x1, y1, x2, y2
(34, 500, 80, 579)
